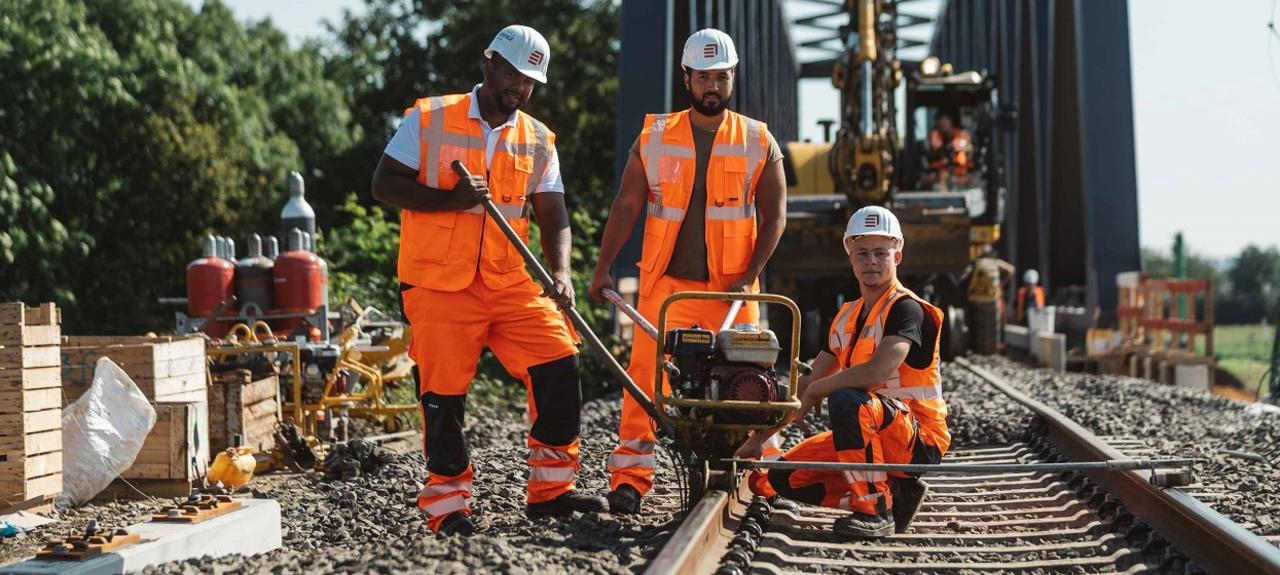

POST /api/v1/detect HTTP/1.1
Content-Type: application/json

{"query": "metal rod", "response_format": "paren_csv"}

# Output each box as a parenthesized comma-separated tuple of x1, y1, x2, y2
(603, 287, 658, 341)
(719, 299, 745, 333)
(726, 457, 1198, 475)
(450, 161, 674, 438)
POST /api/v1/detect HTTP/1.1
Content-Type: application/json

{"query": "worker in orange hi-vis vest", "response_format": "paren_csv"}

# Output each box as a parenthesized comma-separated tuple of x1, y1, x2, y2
(1015, 269, 1046, 324)
(586, 28, 788, 514)
(737, 205, 951, 540)
(371, 24, 606, 537)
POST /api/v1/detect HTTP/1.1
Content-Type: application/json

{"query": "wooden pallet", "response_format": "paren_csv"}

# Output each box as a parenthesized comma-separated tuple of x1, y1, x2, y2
(208, 369, 279, 453)
(61, 335, 207, 405)
(120, 402, 208, 483)
(0, 302, 63, 511)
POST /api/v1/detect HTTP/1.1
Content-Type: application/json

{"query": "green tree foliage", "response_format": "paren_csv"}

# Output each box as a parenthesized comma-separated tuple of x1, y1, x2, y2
(0, 0, 357, 333)
(1220, 245, 1280, 324)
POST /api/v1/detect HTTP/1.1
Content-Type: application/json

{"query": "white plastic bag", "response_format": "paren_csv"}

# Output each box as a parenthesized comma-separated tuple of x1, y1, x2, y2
(58, 357, 157, 507)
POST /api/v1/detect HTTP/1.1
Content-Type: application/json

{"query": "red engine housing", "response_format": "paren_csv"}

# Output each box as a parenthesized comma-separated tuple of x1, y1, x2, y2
(711, 365, 779, 424)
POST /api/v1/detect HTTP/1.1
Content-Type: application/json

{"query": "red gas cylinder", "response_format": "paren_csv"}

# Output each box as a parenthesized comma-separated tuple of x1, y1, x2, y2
(187, 234, 235, 337)
(273, 229, 328, 339)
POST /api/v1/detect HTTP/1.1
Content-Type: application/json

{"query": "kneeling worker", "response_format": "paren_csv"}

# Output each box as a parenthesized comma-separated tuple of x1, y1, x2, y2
(737, 205, 951, 539)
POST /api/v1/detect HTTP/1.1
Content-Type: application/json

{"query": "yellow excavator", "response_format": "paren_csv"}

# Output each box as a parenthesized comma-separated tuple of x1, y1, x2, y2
(770, 0, 1008, 359)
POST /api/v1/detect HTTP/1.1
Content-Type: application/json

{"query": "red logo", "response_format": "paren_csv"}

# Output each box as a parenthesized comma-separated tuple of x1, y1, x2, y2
(527, 50, 544, 66)
(864, 214, 880, 227)
(703, 43, 718, 58)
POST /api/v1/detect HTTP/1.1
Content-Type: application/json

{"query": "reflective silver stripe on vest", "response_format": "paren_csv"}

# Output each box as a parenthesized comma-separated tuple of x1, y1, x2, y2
(642, 115, 669, 189)
(829, 303, 857, 353)
(648, 202, 687, 221)
(524, 120, 551, 196)
(460, 203, 525, 219)
(879, 385, 943, 401)
(742, 119, 764, 197)
(707, 204, 756, 220)
(421, 96, 446, 188)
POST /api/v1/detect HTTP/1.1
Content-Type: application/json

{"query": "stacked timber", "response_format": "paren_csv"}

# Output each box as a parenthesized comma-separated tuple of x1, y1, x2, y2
(61, 335, 207, 405)
(208, 369, 279, 453)
(0, 303, 63, 513)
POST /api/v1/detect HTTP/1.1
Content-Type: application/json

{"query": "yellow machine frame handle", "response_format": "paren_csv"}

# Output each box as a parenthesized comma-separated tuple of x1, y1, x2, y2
(654, 291, 803, 430)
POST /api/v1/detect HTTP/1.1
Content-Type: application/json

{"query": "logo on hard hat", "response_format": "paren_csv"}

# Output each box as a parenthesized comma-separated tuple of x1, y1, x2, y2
(864, 213, 880, 227)
(528, 50, 544, 66)
(703, 43, 718, 58)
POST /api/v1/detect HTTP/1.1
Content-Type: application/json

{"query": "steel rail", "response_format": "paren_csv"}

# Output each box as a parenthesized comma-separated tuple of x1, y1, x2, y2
(956, 357, 1280, 575)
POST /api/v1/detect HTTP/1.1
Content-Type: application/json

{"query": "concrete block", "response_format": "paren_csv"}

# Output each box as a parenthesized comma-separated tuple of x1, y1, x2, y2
(1003, 324, 1029, 351)
(1034, 332, 1067, 372)
(1173, 363, 1210, 391)
(0, 498, 281, 575)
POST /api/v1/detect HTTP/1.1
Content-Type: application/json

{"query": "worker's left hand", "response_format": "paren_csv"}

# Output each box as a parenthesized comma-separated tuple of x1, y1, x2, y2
(545, 271, 576, 310)
(725, 273, 757, 294)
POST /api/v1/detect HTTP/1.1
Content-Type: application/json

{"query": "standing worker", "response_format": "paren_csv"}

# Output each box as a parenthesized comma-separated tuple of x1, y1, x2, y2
(588, 28, 788, 513)
(371, 24, 606, 536)
(737, 206, 950, 539)
(1015, 269, 1045, 324)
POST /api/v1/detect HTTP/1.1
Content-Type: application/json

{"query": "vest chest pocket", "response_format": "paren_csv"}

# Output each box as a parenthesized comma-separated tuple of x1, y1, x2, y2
(405, 211, 458, 264)
(719, 217, 754, 275)
(501, 215, 531, 271)
(637, 218, 671, 272)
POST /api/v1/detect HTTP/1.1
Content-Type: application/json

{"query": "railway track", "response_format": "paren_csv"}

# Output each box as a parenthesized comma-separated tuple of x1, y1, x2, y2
(646, 358, 1280, 575)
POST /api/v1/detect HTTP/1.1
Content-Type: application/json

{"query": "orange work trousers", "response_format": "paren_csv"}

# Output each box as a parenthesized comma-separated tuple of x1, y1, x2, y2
(403, 272, 580, 532)
(754, 389, 947, 515)
(609, 274, 758, 495)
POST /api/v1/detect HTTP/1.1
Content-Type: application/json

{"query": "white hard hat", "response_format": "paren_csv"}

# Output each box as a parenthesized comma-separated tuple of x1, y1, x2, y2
(681, 28, 739, 71)
(485, 25, 550, 83)
(843, 206, 903, 252)
(1023, 269, 1040, 285)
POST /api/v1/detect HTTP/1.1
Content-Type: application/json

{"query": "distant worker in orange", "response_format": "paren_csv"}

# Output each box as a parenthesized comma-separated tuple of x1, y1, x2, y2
(737, 205, 949, 540)
(587, 28, 788, 514)
(924, 111, 974, 189)
(371, 24, 606, 537)
(1015, 269, 1046, 324)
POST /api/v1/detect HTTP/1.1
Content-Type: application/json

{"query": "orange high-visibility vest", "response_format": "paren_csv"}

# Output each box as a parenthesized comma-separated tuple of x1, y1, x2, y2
(928, 128, 972, 175)
(828, 280, 950, 445)
(397, 92, 554, 292)
(1015, 286, 1046, 323)
(635, 109, 769, 296)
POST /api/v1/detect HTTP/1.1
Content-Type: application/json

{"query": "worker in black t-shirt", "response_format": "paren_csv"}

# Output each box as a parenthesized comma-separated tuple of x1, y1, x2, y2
(738, 205, 951, 540)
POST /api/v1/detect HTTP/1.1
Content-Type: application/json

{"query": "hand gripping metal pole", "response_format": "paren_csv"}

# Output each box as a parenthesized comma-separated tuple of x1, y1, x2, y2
(450, 161, 674, 437)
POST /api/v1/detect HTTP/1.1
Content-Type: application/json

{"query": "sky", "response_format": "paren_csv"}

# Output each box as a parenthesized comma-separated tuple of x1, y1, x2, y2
(186, 0, 1280, 259)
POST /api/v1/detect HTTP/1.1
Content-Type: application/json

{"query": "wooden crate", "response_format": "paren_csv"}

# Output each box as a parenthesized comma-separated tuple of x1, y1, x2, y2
(61, 335, 208, 405)
(0, 302, 63, 511)
(208, 370, 279, 453)
(120, 402, 208, 482)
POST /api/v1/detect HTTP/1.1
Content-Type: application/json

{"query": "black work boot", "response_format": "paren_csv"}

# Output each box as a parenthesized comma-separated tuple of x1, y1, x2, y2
(767, 495, 801, 513)
(437, 512, 476, 537)
(833, 510, 894, 539)
(527, 490, 609, 518)
(606, 484, 642, 514)
(890, 477, 930, 534)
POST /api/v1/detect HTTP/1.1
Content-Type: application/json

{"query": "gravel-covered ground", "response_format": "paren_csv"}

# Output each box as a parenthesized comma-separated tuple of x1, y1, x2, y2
(3, 356, 1275, 573)
(966, 355, 1280, 539)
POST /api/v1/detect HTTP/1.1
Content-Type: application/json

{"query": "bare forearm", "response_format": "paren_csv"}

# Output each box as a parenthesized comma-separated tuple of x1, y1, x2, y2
(371, 158, 465, 212)
(540, 211, 572, 277)
(595, 201, 641, 275)
(746, 215, 785, 279)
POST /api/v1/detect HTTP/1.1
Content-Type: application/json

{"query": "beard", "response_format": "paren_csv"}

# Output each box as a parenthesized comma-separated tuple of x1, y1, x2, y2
(690, 92, 727, 116)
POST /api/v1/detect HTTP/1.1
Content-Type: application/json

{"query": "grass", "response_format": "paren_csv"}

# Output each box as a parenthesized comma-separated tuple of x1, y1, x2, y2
(1207, 324, 1275, 398)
